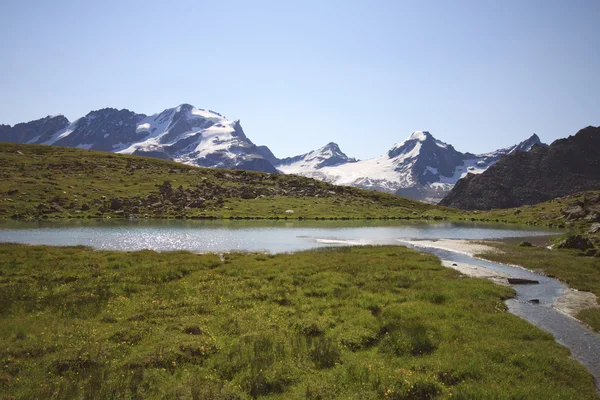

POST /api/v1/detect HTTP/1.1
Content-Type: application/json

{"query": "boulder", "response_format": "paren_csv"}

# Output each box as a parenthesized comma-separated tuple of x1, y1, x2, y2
(562, 203, 586, 219)
(507, 278, 539, 285)
(589, 223, 600, 234)
(556, 235, 595, 251)
(584, 212, 600, 222)
(109, 198, 123, 211)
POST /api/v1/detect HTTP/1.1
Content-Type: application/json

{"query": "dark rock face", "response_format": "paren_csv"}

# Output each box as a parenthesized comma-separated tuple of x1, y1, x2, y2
(0, 116, 70, 144)
(410, 137, 465, 185)
(235, 158, 279, 174)
(439, 126, 600, 210)
(54, 108, 146, 151)
(255, 145, 279, 165)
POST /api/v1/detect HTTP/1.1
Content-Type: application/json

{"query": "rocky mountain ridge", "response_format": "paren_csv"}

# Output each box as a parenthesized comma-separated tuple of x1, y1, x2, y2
(439, 126, 600, 210)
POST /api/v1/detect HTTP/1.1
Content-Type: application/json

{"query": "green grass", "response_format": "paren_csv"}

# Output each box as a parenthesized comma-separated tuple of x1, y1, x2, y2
(0, 243, 597, 399)
(0, 143, 441, 220)
(476, 242, 600, 331)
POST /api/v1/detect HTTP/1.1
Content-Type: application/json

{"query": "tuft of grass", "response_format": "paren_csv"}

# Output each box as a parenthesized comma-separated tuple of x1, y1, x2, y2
(0, 243, 597, 398)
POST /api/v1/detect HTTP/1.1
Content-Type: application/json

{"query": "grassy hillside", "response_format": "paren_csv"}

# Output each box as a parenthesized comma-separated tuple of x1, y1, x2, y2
(1, 244, 597, 399)
(0, 143, 444, 220)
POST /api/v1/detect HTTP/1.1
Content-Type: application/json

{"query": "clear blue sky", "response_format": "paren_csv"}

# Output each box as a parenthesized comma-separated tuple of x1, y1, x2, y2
(1, 0, 599, 159)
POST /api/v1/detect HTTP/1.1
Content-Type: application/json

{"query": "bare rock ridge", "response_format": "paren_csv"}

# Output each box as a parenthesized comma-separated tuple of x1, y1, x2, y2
(439, 126, 600, 210)
(0, 104, 544, 202)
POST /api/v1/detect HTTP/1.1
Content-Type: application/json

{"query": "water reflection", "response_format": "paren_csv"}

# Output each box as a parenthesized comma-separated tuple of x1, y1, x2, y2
(0, 219, 557, 253)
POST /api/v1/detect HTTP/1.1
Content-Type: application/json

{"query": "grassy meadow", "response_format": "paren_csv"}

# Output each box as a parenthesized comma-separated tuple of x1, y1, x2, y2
(0, 243, 598, 399)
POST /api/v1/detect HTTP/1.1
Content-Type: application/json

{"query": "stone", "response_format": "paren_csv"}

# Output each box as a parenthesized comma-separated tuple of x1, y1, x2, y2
(589, 223, 600, 234)
(518, 241, 533, 247)
(507, 278, 539, 285)
(109, 198, 122, 211)
(556, 235, 595, 251)
(562, 204, 586, 219)
(584, 212, 600, 222)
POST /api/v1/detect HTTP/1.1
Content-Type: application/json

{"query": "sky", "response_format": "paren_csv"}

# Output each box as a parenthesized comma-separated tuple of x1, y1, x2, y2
(0, 0, 599, 159)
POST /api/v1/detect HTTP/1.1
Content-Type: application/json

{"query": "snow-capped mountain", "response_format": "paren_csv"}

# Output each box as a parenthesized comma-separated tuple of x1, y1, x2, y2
(0, 105, 544, 203)
(1, 104, 278, 173)
(277, 142, 357, 172)
(275, 131, 544, 203)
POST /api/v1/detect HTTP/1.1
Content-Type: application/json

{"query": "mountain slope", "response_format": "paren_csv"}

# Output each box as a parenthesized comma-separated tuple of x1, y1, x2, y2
(0, 104, 279, 173)
(439, 126, 600, 210)
(277, 131, 543, 203)
(0, 143, 439, 220)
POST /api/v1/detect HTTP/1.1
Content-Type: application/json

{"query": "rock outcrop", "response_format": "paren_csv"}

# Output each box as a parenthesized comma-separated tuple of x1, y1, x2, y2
(439, 126, 600, 210)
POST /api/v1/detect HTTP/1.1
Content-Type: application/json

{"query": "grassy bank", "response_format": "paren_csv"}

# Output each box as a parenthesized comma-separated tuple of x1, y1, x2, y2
(0, 243, 597, 399)
(476, 242, 600, 332)
(0, 143, 442, 220)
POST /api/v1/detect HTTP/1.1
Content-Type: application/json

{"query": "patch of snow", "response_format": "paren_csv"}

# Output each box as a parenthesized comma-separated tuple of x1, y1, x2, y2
(424, 166, 438, 175)
(40, 119, 80, 145)
(136, 123, 151, 132)
(408, 131, 429, 141)
(438, 158, 487, 185)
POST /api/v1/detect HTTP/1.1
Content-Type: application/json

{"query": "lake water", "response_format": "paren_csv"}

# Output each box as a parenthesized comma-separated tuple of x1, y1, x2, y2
(0, 219, 557, 252)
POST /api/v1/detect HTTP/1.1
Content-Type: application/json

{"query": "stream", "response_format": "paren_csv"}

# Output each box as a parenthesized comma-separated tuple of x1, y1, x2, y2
(403, 241, 600, 388)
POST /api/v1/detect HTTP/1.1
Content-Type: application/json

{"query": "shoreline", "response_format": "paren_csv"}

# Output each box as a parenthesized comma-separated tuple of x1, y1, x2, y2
(401, 238, 599, 323)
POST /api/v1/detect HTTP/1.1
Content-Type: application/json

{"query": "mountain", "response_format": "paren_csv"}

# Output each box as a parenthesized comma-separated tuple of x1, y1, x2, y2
(439, 126, 600, 210)
(276, 131, 544, 203)
(0, 104, 279, 173)
(0, 105, 544, 203)
(277, 142, 357, 171)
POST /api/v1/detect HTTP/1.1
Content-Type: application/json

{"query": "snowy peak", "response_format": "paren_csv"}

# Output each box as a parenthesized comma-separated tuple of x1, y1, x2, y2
(312, 142, 354, 164)
(512, 133, 544, 153)
(388, 131, 453, 159)
(408, 130, 431, 141)
(277, 142, 356, 171)
(0, 104, 280, 174)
